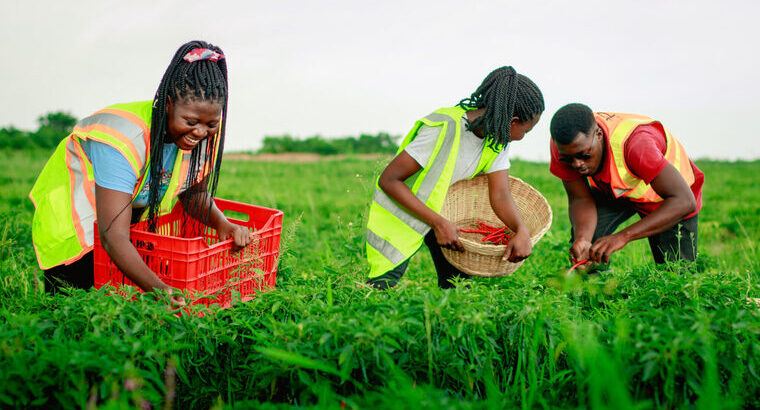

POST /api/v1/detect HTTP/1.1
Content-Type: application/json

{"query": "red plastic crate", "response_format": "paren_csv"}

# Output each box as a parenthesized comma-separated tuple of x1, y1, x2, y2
(93, 198, 284, 308)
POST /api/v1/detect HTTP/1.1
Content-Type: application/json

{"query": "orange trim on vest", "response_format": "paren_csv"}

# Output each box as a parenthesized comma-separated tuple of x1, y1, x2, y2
(98, 108, 151, 149)
(592, 112, 695, 204)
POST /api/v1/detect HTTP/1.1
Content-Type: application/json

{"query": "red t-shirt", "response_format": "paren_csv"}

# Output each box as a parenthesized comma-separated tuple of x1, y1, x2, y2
(549, 121, 703, 217)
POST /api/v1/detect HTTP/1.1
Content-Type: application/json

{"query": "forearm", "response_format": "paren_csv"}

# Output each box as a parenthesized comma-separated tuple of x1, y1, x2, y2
(617, 197, 694, 242)
(568, 196, 597, 243)
(489, 191, 528, 234)
(101, 232, 167, 292)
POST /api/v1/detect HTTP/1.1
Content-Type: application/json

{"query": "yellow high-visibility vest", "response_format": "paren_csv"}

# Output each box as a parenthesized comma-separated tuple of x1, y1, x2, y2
(29, 100, 221, 270)
(366, 106, 502, 278)
(591, 112, 695, 203)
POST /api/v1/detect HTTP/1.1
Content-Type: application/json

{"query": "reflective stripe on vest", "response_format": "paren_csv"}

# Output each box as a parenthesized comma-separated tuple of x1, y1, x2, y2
(591, 112, 696, 204)
(74, 112, 146, 175)
(365, 106, 501, 278)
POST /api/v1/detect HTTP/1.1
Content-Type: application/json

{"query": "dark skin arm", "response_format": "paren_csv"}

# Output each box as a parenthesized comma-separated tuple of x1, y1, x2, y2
(378, 151, 464, 251)
(589, 163, 696, 263)
(562, 178, 598, 263)
(486, 169, 532, 262)
(96, 181, 250, 300)
(96, 185, 175, 294)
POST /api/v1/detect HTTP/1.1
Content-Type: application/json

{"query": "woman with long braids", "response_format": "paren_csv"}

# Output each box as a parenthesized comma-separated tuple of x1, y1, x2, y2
(30, 40, 250, 300)
(365, 66, 544, 289)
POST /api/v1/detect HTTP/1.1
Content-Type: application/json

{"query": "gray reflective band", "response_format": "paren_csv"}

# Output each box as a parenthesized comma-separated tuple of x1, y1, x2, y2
(415, 113, 456, 204)
(366, 229, 407, 265)
(77, 112, 146, 165)
(67, 140, 96, 246)
(371, 189, 430, 235)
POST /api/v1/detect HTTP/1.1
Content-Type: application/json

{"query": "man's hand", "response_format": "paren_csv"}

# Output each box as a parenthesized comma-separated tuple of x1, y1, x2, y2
(433, 218, 464, 252)
(570, 238, 592, 263)
(216, 219, 252, 249)
(503, 229, 531, 262)
(589, 232, 629, 264)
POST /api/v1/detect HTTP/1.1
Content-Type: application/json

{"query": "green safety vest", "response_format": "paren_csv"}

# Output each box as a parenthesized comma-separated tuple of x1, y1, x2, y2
(29, 100, 220, 270)
(365, 106, 502, 278)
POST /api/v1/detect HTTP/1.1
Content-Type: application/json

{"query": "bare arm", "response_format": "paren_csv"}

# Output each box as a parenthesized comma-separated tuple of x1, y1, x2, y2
(486, 170, 531, 262)
(378, 151, 463, 251)
(179, 182, 251, 248)
(562, 178, 598, 262)
(589, 164, 696, 263)
(95, 185, 170, 292)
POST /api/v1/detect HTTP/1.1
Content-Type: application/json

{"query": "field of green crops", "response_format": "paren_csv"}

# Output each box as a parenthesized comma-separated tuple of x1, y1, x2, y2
(1, 149, 760, 409)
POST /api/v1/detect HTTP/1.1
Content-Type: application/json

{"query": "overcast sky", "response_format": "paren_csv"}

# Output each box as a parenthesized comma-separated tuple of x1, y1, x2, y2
(2, 0, 759, 161)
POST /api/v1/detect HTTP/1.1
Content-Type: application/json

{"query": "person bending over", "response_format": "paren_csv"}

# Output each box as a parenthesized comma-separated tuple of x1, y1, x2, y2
(549, 103, 703, 269)
(365, 66, 544, 289)
(30, 41, 251, 300)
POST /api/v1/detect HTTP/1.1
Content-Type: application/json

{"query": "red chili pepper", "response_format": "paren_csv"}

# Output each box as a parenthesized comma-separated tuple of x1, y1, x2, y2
(461, 222, 512, 245)
(568, 258, 590, 272)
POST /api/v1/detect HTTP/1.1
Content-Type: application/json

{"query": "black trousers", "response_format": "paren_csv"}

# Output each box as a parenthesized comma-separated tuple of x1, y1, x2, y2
(367, 231, 471, 290)
(43, 251, 94, 295)
(572, 189, 699, 265)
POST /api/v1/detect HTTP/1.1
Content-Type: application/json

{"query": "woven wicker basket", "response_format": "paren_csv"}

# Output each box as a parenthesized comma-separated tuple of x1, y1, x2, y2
(440, 175, 552, 277)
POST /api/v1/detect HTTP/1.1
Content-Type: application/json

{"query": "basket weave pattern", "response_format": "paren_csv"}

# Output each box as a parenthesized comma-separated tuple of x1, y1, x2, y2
(440, 175, 552, 277)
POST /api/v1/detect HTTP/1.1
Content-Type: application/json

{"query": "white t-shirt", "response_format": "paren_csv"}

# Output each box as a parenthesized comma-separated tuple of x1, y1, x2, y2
(404, 115, 510, 185)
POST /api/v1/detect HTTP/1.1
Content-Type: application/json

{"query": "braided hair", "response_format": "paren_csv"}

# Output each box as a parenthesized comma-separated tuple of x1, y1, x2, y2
(146, 40, 228, 232)
(458, 66, 544, 151)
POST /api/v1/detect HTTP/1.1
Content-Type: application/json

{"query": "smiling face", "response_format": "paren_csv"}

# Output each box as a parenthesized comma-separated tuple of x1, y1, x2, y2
(556, 123, 605, 176)
(166, 98, 222, 151)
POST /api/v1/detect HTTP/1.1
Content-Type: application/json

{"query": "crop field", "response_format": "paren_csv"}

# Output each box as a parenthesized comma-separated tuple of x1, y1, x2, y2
(1, 149, 760, 409)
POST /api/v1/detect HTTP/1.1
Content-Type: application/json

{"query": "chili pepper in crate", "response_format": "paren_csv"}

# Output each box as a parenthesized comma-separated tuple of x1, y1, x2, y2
(460, 222, 512, 245)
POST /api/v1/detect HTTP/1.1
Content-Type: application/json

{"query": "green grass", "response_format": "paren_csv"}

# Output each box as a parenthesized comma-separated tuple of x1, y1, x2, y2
(1, 149, 759, 409)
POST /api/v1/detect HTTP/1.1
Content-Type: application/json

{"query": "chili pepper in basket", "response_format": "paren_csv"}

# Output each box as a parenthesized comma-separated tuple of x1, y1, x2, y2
(460, 222, 512, 245)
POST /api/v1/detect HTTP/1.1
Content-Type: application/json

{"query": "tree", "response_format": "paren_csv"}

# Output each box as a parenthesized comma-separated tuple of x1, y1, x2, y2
(33, 111, 77, 148)
(0, 126, 29, 149)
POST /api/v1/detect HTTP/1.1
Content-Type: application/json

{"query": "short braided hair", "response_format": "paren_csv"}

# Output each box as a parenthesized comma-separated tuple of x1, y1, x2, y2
(458, 66, 544, 151)
(146, 40, 228, 232)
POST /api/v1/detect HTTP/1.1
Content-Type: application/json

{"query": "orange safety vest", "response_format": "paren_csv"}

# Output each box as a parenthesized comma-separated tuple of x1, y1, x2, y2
(590, 112, 695, 204)
(29, 101, 221, 270)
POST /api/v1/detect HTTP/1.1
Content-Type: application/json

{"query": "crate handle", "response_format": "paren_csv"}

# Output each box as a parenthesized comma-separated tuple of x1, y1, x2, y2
(222, 209, 250, 224)
(214, 197, 284, 231)
(215, 198, 255, 220)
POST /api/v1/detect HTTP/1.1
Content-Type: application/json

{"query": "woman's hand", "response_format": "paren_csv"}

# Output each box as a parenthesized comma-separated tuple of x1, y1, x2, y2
(433, 217, 464, 252)
(503, 228, 532, 262)
(216, 219, 252, 249)
(166, 288, 187, 309)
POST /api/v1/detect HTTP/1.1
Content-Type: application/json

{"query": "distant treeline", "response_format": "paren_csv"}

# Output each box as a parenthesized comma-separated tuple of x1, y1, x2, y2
(2, 112, 401, 155)
(0, 112, 77, 150)
(258, 133, 399, 155)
